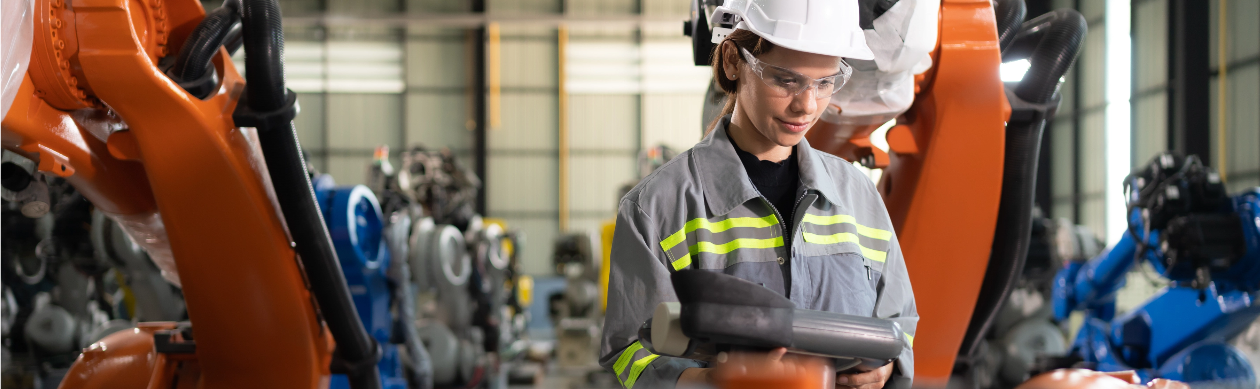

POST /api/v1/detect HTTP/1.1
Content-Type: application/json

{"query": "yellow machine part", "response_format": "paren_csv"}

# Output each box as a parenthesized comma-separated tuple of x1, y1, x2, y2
(482, 218, 514, 258)
(482, 217, 530, 309)
(114, 270, 137, 319)
(600, 219, 615, 312)
(515, 275, 534, 308)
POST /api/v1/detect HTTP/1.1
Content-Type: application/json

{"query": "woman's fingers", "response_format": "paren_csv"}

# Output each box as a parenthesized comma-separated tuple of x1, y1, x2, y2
(767, 347, 788, 362)
(836, 362, 894, 388)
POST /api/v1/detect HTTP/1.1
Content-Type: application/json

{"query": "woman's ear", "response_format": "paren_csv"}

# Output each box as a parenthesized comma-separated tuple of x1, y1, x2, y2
(720, 41, 740, 81)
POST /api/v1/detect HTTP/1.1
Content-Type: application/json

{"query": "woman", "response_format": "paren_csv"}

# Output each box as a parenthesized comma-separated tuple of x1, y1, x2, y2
(598, 1, 917, 388)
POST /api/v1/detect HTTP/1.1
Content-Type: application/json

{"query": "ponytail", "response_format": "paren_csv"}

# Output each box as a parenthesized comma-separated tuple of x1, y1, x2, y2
(705, 29, 778, 133)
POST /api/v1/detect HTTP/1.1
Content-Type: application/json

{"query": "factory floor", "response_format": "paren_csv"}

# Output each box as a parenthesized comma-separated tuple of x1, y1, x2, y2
(504, 364, 619, 389)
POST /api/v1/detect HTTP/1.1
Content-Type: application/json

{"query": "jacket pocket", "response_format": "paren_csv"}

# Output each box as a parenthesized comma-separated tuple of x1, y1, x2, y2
(797, 251, 879, 315)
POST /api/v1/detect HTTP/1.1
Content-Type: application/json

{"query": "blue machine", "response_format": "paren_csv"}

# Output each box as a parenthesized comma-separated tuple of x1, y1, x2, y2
(313, 175, 409, 389)
(1053, 153, 1260, 387)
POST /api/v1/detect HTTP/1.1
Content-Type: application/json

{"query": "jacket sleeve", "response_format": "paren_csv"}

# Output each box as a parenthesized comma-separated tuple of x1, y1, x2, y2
(874, 229, 918, 389)
(599, 198, 703, 388)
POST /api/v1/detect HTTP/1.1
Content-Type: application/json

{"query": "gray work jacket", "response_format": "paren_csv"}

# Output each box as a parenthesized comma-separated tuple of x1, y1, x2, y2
(599, 116, 918, 389)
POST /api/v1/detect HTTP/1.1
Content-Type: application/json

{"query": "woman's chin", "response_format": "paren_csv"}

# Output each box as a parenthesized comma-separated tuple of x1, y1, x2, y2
(772, 132, 806, 148)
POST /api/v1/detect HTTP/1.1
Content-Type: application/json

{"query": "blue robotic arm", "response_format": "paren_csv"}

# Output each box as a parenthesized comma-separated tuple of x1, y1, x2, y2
(1052, 216, 1147, 323)
(1050, 153, 1260, 387)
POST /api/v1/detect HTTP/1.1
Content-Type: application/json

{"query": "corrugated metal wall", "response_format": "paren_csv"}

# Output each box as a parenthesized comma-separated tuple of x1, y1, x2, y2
(1047, 0, 1108, 237)
(1209, 0, 1260, 191)
(215, 0, 1259, 276)
(223, 0, 703, 275)
(1042, 0, 1260, 336)
(489, 25, 558, 275)
(1132, 0, 1168, 166)
(1048, 0, 1260, 239)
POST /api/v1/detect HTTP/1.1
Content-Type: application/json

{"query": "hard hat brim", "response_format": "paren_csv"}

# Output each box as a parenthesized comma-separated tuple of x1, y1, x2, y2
(737, 24, 875, 61)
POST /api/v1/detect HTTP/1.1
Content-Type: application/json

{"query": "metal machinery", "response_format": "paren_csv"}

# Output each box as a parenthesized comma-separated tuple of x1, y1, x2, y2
(687, 0, 1088, 387)
(599, 145, 684, 317)
(969, 214, 1104, 389)
(550, 231, 604, 371)
(310, 176, 416, 389)
(367, 146, 530, 388)
(1050, 153, 1260, 387)
(2, 153, 186, 388)
(2, 0, 387, 387)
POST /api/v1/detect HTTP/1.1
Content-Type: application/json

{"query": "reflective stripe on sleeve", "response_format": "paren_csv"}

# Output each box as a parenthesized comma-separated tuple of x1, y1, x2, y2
(670, 253, 692, 271)
(904, 332, 914, 347)
(612, 341, 643, 377)
(613, 341, 658, 389)
(623, 354, 661, 388)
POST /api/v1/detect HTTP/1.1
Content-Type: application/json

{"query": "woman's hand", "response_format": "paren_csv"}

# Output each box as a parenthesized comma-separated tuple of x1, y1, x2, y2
(835, 362, 895, 389)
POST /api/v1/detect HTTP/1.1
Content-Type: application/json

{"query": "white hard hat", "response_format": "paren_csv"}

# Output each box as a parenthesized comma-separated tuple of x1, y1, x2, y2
(710, 0, 875, 60)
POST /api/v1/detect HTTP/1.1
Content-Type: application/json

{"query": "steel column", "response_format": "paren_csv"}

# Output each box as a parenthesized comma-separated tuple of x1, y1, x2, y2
(472, 0, 488, 214)
(1167, 0, 1211, 162)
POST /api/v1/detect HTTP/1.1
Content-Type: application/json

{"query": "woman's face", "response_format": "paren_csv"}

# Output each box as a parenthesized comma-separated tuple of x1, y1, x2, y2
(723, 42, 843, 149)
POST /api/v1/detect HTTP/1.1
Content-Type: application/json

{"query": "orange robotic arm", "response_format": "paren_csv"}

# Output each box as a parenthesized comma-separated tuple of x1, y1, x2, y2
(801, 0, 1084, 386)
(1, 0, 382, 387)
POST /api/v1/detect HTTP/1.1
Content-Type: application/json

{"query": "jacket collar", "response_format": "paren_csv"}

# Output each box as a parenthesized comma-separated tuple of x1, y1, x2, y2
(694, 115, 844, 216)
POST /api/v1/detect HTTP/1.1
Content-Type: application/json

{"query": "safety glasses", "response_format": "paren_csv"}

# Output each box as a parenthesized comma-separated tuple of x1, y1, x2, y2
(739, 46, 852, 99)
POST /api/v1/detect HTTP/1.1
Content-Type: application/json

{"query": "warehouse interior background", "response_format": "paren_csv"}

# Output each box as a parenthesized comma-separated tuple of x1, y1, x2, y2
(232, 0, 1260, 364)
(220, 0, 1260, 368)
(214, 0, 1260, 277)
(221, 0, 711, 275)
(5, 0, 1260, 387)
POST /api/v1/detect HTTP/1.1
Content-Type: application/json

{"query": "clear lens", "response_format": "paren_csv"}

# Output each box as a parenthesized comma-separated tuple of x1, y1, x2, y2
(740, 47, 851, 99)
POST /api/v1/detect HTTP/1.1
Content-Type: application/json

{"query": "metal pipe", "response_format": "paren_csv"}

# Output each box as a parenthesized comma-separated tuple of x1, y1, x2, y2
(488, 23, 501, 130)
(1216, 0, 1228, 181)
(472, 0, 488, 215)
(558, 25, 570, 232)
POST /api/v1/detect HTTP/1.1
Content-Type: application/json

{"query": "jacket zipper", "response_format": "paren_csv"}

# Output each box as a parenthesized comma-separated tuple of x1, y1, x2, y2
(745, 178, 810, 298)
(743, 180, 789, 259)
(786, 189, 871, 281)
(746, 184, 808, 250)
(788, 190, 808, 247)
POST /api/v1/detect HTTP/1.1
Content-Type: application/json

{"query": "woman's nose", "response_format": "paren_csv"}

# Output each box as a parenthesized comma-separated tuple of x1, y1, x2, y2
(790, 88, 819, 115)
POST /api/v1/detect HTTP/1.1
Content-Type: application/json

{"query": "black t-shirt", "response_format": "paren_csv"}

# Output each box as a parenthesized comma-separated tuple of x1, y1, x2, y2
(730, 129, 796, 283)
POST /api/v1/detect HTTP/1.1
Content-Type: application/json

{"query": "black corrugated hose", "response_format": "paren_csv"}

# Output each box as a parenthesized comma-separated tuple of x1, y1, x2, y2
(1010, 10, 1089, 103)
(958, 8, 1087, 362)
(170, 7, 239, 84)
(994, 0, 1027, 52)
(229, 0, 384, 387)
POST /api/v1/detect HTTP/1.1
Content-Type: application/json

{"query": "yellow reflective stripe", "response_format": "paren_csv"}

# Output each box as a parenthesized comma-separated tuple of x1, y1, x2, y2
(613, 341, 644, 380)
(689, 237, 784, 255)
(801, 213, 893, 241)
(660, 215, 779, 250)
(623, 354, 660, 388)
(670, 237, 781, 271)
(801, 232, 888, 262)
(670, 253, 692, 271)
(904, 332, 914, 347)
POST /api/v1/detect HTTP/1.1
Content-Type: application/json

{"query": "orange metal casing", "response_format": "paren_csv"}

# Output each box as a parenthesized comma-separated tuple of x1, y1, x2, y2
(2, 0, 335, 387)
(885, 0, 1010, 384)
(56, 323, 178, 389)
(806, 0, 1011, 385)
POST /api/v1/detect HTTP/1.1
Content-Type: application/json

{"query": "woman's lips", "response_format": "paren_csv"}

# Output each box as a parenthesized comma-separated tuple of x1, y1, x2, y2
(777, 118, 810, 133)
